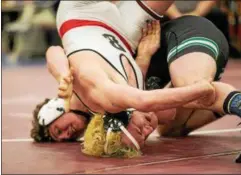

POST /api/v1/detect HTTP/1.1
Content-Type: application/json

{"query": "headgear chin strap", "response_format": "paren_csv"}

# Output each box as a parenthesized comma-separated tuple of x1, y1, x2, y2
(38, 98, 65, 126)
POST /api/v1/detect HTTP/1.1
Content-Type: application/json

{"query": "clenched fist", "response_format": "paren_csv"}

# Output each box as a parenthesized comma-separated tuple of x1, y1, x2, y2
(57, 68, 74, 112)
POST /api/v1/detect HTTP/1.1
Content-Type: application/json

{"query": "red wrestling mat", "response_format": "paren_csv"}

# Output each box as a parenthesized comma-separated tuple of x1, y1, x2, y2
(2, 60, 241, 174)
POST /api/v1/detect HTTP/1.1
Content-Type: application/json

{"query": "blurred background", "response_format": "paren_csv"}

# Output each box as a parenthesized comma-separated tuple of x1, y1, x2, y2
(1, 0, 241, 66)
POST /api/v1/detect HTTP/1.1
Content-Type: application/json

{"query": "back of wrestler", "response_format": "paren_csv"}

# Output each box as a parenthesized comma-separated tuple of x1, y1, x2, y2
(57, 1, 120, 29)
(55, 0, 213, 133)
(56, 1, 145, 113)
(57, 1, 146, 50)
(57, 1, 130, 48)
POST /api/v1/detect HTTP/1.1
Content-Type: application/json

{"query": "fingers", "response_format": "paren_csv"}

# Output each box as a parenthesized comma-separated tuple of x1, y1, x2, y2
(58, 87, 72, 99)
(142, 20, 160, 38)
(58, 91, 68, 99)
(58, 82, 69, 98)
(154, 20, 160, 36)
(138, 20, 161, 56)
(58, 74, 73, 99)
(147, 21, 153, 36)
(60, 68, 74, 85)
(142, 26, 148, 38)
(154, 20, 161, 47)
(147, 20, 160, 36)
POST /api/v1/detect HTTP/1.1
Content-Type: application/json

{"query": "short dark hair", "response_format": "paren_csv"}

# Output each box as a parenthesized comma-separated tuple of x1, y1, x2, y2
(30, 98, 54, 142)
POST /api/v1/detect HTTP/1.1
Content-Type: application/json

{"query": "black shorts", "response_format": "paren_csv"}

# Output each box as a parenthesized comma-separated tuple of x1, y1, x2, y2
(146, 16, 229, 89)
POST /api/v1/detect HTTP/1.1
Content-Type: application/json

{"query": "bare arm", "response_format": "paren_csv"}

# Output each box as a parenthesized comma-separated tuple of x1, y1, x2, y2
(94, 79, 214, 113)
(46, 46, 73, 111)
(46, 46, 70, 83)
(165, 3, 182, 19)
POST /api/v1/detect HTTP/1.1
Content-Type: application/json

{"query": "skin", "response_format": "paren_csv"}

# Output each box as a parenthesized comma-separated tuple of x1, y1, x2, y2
(45, 21, 214, 143)
(121, 109, 176, 148)
(46, 21, 236, 149)
(46, 1, 240, 149)
(121, 111, 158, 148)
(166, 1, 217, 19)
(47, 94, 89, 141)
(48, 111, 87, 141)
(121, 17, 238, 144)
(45, 1, 231, 145)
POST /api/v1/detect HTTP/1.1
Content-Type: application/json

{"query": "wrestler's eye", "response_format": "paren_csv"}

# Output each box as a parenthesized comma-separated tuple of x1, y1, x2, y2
(71, 125, 76, 133)
(55, 127, 62, 136)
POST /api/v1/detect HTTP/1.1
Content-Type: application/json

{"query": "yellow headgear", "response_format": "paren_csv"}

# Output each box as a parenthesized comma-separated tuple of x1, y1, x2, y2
(82, 110, 142, 158)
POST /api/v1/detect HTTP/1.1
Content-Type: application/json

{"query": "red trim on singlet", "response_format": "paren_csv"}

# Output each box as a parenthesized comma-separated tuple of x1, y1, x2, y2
(59, 19, 134, 55)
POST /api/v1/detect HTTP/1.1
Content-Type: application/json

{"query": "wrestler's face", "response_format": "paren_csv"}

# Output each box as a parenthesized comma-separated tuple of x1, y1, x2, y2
(48, 112, 87, 141)
(121, 111, 158, 148)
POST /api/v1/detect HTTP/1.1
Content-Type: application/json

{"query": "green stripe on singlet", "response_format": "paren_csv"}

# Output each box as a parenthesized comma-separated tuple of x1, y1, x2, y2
(167, 37, 219, 61)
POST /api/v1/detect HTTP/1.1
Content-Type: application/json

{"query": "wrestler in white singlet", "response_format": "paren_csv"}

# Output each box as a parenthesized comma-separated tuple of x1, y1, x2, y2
(57, 1, 163, 90)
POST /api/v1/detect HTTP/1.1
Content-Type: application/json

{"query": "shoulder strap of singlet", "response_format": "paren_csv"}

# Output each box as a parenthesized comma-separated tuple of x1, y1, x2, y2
(73, 91, 97, 115)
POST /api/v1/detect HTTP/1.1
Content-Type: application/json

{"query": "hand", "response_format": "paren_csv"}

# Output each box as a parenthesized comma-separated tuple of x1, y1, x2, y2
(184, 80, 216, 109)
(57, 67, 74, 112)
(137, 20, 161, 59)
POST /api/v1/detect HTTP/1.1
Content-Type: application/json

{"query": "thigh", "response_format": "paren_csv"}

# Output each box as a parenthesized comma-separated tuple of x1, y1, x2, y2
(165, 16, 229, 85)
(158, 108, 218, 137)
(170, 52, 217, 86)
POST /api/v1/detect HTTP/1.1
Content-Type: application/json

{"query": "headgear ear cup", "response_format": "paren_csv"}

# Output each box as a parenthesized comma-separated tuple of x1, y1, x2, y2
(38, 98, 65, 126)
(82, 110, 141, 158)
(82, 114, 106, 157)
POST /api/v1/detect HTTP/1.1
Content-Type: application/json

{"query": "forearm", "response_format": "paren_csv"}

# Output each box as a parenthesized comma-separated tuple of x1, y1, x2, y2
(135, 54, 151, 80)
(194, 1, 217, 16)
(139, 81, 213, 111)
(46, 46, 70, 83)
(165, 4, 182, 19)
(107, 80, 214, 112)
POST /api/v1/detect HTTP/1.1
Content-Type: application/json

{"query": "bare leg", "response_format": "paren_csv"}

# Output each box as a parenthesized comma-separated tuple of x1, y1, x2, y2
(158, 52, 219, 137)
(158, 109, 217, 137)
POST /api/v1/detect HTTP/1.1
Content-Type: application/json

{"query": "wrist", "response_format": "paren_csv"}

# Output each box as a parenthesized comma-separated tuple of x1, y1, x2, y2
(57, 73, 69, 84)
(136, 53, 152, 61)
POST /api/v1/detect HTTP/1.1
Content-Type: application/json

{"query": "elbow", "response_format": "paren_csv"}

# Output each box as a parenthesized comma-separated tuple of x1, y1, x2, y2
(46, 46, 63, 62)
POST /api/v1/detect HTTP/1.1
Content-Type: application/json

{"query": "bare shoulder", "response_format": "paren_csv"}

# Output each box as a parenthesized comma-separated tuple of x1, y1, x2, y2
(68, 50, 110, 90)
